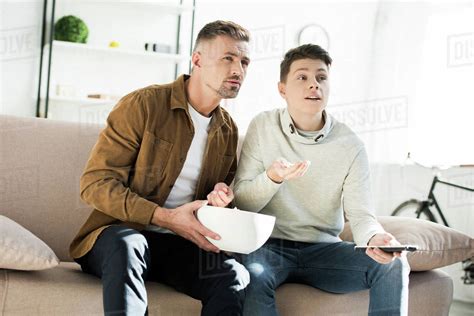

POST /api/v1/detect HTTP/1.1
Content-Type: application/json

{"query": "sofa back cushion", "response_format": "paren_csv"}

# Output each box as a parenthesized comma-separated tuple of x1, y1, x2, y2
(0, 115, 101, 261)
(340, 216, 474, 271)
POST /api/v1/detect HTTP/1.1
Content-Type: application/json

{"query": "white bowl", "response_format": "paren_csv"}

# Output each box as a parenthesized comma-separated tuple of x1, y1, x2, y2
(196, 205, 276, 254)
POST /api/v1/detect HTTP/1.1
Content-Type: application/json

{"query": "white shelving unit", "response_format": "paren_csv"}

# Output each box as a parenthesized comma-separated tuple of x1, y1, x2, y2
(38, 0, 195, 123)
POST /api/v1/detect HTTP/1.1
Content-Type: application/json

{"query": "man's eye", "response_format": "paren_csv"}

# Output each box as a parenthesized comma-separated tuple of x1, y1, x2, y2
(224, 56, 233, 61)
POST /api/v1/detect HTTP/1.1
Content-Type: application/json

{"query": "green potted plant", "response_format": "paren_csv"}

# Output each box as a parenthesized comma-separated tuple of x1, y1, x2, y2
(54, 15, 89, 43)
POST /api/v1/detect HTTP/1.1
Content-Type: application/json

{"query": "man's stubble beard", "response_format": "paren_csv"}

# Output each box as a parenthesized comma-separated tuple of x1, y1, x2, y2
(217, 84, 240, 99)
(206, 82, 240, 99)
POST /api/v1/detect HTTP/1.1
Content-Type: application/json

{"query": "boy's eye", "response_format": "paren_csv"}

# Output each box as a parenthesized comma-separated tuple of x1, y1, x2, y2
(318, 76, 327, 81)
(297, 75, 306, 80)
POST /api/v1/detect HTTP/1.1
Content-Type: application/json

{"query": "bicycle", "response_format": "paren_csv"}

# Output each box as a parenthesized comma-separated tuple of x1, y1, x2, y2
(391, 153, 474, 284)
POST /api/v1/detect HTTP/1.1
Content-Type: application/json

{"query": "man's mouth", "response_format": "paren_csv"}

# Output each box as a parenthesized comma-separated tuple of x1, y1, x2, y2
(226, 80, 241, 86)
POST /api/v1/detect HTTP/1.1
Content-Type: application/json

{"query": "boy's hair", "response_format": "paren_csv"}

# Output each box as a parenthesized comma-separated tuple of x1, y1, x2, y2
(194, 20, 250, 51)
(280, 44, 332, 82)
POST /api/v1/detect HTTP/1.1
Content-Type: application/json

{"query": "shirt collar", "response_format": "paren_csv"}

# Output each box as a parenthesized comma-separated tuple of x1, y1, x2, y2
(170, 74, 190, 110)
(170, 74, 227, 131)
(280, 108, 333, 145)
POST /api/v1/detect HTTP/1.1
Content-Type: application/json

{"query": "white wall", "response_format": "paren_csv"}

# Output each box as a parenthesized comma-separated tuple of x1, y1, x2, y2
(0, 0, 43, 117)
(196, 0, 473, 166)
(195, 0, 379, 137)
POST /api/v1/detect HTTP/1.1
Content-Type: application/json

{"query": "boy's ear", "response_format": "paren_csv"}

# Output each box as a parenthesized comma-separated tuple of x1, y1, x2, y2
(191, 51, 201, 68)
(278, 82, 286, 98)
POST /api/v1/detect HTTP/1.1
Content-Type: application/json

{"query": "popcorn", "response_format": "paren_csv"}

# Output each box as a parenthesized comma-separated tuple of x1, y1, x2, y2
(277, 157, 294, 168)
(277, 158, 311, 168)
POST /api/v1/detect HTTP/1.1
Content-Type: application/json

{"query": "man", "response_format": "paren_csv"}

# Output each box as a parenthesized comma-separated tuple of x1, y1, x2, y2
(233, 44, 410, 316)
(70, 21, 251, 315)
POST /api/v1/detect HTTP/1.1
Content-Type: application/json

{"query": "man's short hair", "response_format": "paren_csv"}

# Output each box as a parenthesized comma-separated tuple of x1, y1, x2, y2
(280, 44, 332, 82)
(194, 20, 250, 51)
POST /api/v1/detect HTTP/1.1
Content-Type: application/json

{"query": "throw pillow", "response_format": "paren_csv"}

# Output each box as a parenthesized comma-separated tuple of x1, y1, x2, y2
(0, 215, 60, 270)
(339, 216, 474, 271)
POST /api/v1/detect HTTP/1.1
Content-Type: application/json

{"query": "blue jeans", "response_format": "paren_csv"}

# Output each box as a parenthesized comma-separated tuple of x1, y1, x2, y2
(76, 226, 249, 316)
(242, 239, 409, 316)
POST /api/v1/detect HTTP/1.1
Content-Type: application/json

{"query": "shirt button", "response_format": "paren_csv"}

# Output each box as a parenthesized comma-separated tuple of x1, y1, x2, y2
(180, 157, 185, 163)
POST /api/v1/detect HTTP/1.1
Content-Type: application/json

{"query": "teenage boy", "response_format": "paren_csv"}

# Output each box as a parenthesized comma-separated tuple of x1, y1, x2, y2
(234, 44, 409, 316)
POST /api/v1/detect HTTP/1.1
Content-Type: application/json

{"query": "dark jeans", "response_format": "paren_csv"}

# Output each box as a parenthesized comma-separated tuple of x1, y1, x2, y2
(242, 239, 410, 316)
(76, 225, 249, 316)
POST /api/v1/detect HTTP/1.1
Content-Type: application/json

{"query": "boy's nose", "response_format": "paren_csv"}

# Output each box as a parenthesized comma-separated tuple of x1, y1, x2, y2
(309, 78, 320, 90)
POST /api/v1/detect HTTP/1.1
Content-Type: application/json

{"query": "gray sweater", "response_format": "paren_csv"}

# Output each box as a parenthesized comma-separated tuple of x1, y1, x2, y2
(234, 108, 384, 246)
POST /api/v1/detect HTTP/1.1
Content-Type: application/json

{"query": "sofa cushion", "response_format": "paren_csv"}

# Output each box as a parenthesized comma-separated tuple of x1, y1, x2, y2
(0, 262, 201, 315)
(340, 216, 474, 271)
(276, 270, 452, 316)
(0, 215, 59, 270)
(0, 262, 452, 316)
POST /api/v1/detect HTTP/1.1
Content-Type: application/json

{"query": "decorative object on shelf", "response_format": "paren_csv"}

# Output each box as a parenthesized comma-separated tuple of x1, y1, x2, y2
(87, 93, 120, 101)
(109, 41, 120, 48)
(54, 15, 89, 44)
(297, 24, 330, 50)
(55, 84, 76, 97)
(144, 42, 172, 53)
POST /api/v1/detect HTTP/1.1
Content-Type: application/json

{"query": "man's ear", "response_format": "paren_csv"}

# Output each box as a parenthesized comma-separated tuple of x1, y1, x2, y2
(191, 51, 201, 68)
(278, 81, 286, 98)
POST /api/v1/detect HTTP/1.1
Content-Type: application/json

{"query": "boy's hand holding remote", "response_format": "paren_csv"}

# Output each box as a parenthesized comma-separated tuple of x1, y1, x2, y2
(365, 232, 405, 264)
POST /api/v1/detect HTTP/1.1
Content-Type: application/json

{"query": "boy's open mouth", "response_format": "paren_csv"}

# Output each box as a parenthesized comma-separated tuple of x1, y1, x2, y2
(305, 96, 321, 101)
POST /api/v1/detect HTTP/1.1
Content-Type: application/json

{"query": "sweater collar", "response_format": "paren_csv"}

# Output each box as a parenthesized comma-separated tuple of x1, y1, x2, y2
(279, 108, 333, 145)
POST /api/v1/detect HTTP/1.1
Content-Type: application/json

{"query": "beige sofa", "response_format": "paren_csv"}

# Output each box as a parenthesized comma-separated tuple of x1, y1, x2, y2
(0, 115, 455, 315)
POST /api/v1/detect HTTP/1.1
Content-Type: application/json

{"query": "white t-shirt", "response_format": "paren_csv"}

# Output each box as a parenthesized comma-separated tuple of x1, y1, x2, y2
(146, 103, 211, 234)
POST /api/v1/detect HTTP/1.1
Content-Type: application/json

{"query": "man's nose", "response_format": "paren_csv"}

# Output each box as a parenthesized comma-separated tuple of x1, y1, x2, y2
(231, 61, 244, 77)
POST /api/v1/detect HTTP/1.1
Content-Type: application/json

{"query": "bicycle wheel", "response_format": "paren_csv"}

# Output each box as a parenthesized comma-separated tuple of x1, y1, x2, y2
(391, 199, 437, 222)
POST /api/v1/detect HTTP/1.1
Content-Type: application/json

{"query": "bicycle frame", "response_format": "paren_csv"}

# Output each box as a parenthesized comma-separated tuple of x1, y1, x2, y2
(427, 175, 474, 227)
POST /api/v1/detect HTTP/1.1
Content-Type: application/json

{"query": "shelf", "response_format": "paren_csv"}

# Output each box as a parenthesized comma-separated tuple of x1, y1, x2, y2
(57, 1, 194, 14)
(45, 96, 117, 106)
(42, 96, 116, 123)
(47, 40, 188, 63)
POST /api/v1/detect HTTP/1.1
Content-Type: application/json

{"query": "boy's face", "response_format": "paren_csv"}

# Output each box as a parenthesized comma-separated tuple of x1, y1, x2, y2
(193, 35, 250, 99)
(278, 58, 330, 117)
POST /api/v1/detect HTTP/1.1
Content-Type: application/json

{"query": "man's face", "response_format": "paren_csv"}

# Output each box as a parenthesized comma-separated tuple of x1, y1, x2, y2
(278, 58, 330, 116)
(194, 35, 250, 99)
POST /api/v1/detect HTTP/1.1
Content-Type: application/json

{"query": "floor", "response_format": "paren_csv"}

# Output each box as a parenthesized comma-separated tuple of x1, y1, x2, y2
(450, 300, 474, 316)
